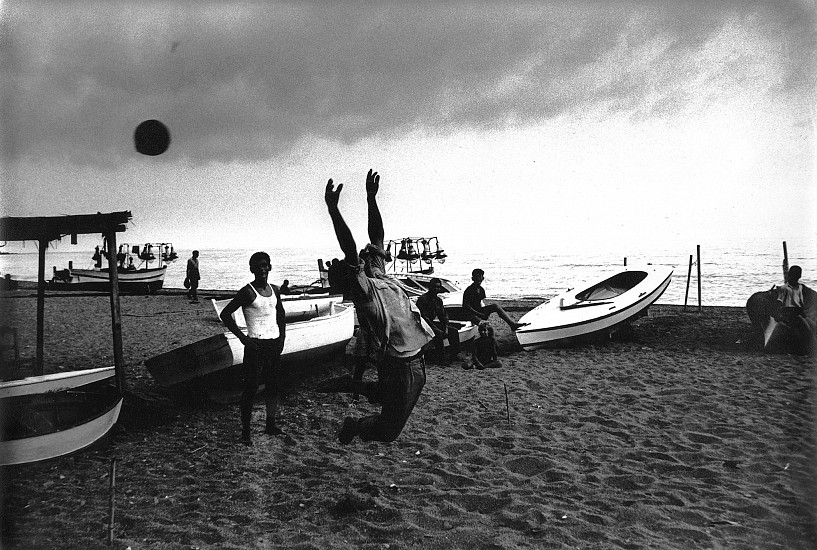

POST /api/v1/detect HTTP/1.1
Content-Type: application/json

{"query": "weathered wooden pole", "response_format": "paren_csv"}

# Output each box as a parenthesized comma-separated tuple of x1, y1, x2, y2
(782, 241, 789, 281)
(105, 230, 126, 394)
(696, 245, 702, 313)
(36, 238, 47, 374)
(683, 254, 693, 312)
(504, 383, 511, 426)
(107, 457, 117, 546)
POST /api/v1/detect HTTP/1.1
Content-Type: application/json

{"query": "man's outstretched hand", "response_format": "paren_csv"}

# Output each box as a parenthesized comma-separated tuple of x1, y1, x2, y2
(325, 178, 343, 208)
(366, 169, 380, 196)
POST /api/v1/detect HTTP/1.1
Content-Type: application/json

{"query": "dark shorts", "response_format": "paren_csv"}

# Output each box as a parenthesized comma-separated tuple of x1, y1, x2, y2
(241, 336, 285, 391)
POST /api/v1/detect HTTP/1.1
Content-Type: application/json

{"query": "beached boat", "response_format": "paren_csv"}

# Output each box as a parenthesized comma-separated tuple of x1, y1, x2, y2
(50, 265, 167, 293)
(211, 293, 345, 325)
(48, 241, 175, 294)
(0, 367, 123, 466)
(145, 302, 355, 401)
(746, 285, 817, 353)
(439, 320, 479, 347)
(515, 265, 673, 349)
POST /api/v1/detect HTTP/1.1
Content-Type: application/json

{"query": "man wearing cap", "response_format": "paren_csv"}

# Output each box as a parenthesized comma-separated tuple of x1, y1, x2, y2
(317, 169, 435, 444)
(416, 277, 461, 361)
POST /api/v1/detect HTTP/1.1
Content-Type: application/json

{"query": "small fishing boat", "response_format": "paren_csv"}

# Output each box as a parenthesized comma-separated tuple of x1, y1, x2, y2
(145, 302, 355, 402)
(317, 236, 464, 306)
(0, 367, 123, 466)
(746, 284, 817, 353)
(515, 265, 673, 349)
(49, 241, 176, 294)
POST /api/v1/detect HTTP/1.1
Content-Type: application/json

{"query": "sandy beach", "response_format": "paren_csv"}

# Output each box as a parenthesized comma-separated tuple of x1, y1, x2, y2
(1, 288, 815, 549)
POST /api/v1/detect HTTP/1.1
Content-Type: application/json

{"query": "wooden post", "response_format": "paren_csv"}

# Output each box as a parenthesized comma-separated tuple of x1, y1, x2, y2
(107, 457, 117, 546)
(782, 241, 789, 281)
(105, 230, 126, 394)
(36, 238, 47, 374)
(623, 257, 627, 266)
(696, 245, 702, 313)
(504, 383, 511, 426)
(683, 254, 693, 311)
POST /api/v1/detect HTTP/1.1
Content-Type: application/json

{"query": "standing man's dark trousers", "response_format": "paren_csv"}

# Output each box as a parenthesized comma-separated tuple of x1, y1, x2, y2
(239, 337, 285, 437)
(188, 278, 199, 300)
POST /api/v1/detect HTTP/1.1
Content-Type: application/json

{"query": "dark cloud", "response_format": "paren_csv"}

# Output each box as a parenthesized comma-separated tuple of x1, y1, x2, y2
(1, 1, 813, 167)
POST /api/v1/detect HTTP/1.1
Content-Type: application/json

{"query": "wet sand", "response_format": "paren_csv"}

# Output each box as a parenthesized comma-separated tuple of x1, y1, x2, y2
(1, 289, 815, 549)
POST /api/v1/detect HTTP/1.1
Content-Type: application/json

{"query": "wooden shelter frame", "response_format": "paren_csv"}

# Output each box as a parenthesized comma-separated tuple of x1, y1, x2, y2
(0, 211, 132, 392)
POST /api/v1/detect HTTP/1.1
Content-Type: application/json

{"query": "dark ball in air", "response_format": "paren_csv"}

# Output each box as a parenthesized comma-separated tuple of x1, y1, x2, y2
(134, 119, 170, 156)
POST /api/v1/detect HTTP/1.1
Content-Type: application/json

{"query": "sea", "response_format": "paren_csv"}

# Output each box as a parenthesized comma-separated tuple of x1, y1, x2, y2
(2, 240, 814, 307)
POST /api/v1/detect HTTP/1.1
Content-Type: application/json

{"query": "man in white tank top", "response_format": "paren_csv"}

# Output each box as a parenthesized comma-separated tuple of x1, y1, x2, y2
(220, 252, 287, 446)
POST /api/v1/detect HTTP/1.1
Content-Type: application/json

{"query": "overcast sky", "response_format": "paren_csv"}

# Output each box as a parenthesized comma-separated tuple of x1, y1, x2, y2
(1, 1, 814, 256)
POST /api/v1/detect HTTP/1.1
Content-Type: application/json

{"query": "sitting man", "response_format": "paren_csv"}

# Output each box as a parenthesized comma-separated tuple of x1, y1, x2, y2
(774, 264, 816, 354)
(462, 268, 526, 331)
(317, 169, 435, 444)
(416, 277, 460, 361)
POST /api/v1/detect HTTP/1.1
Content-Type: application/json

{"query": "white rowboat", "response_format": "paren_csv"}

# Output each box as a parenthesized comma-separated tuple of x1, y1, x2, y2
(211, 293, 345, 327)
(0, 368, 122, 466)
(145, 302, 355, 394)
(515, 265, 673, 350)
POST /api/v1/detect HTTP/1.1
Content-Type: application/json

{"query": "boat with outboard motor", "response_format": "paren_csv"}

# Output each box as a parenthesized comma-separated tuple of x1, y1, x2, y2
(515, 264, 673, 349)
(49, 241, 177, 294)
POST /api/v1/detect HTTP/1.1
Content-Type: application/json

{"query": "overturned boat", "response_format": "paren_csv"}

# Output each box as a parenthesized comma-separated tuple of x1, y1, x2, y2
(515, 265, 673, 350)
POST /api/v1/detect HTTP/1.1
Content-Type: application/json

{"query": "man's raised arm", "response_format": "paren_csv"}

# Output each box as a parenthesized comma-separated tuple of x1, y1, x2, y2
(366, 169, 384, 250)
(325, 179, 358, 265)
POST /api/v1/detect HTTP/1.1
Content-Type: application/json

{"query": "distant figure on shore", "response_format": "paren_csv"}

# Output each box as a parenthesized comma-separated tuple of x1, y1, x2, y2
(280, 279, 291, 294)
(92, 245, 103, 268)
(416, 277, 460, 361)
(317, 169, 434, 444)
(0, 274, 18, 291)
(462, 268, 526, 331)
(219, 252, 287, 446)
(186, 250, 200, 303)
(464, 322, 501, 370)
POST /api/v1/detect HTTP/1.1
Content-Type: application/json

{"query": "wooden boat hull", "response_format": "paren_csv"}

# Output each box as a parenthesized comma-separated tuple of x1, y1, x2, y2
(747, 284, 817, 353)
(515, 265, 673, 350)
(145, 303, 355, 388)
(442, 320, 478, 347)
(0, 371, 121, 465)
(393, 273, 464, 307)
(50, 266, 166, 293)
